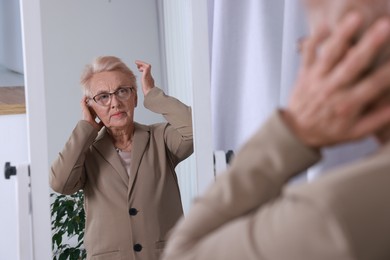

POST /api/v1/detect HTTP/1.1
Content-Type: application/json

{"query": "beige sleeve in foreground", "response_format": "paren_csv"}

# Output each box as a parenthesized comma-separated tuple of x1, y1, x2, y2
(162, 111, 323, 260)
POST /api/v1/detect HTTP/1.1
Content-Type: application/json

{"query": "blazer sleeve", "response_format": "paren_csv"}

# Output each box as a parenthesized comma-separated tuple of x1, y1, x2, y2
(50, 120, 99, 195)
(144, 87, 193, 163)
(162, 110, 323, 260)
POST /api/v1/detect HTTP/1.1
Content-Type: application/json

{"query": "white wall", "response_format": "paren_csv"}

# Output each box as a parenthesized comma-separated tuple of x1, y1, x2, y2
(0, 0, 24, 88)
(0, 114, 28, 260)
(0, 0, 24, 73)
(40, 0, 165, 165)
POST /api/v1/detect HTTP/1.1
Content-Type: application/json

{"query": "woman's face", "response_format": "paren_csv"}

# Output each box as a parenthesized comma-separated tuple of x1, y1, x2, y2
(88, 70, 137, 130)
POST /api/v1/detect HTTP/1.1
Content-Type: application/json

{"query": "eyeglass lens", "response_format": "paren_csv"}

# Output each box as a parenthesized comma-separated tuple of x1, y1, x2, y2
(93, 87, 133, 106)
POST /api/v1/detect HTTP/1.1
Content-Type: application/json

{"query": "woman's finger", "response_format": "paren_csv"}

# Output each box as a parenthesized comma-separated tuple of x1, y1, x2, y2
(328, 17, 390, 91)
(336, 59, 390, 117)
(301, 23, 329, 68)
(135, 60, 150, 72)
(350, 104, 390, 140)
(314, 12, 363, 76)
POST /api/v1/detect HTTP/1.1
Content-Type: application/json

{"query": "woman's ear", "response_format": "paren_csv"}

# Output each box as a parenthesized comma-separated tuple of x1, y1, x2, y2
(134, 92, 138, 107)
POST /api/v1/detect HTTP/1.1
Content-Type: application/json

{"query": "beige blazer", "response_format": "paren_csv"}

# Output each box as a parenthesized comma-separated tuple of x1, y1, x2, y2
(163, 111, 390, 260)
(50, 87, 193, 260)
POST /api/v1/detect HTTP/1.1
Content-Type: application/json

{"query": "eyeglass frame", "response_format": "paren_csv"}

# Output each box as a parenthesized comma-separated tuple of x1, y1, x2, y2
(90, 86, 135, 106)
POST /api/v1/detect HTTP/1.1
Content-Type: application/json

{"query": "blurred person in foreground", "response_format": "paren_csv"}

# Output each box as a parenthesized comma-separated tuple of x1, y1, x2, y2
(50, 57, 193, 260)
(162, 1, 390, 259)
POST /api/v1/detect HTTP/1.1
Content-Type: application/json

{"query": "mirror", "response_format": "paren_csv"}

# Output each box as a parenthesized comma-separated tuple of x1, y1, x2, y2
(8, 0, 213, 257)
(19, 0, 212, 258)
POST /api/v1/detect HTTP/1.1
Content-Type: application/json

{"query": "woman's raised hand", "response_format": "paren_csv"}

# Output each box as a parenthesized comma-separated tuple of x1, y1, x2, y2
(135, 60, 155, 96)
(284, 13, 390, 148)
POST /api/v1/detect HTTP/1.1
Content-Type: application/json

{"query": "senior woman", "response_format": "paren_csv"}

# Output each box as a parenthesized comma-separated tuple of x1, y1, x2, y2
(50, 56, 193, 260)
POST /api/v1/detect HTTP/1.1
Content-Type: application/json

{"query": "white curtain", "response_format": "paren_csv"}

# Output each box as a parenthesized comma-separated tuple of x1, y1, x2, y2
(208, 0, 378, 181)
(159, 0, 198, 214)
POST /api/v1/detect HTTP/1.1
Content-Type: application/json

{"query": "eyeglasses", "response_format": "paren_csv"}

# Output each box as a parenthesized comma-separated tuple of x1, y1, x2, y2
(91, 87, 134, 106)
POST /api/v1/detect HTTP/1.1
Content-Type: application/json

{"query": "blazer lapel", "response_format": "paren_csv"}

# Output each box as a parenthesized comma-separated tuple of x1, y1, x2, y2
(128, 122, 150, 198)
(93, 128, 129, 186)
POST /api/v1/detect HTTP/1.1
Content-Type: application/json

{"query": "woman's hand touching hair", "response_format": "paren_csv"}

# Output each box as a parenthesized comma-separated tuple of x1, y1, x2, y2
(283, 12, 390, 148)
(135, 60, 155, 96)
(81, 96, 104, 130)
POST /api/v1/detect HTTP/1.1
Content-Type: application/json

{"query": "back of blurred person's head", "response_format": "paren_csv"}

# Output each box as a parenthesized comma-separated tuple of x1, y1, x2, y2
(303, 0, 390, 61)
(303, 0, 390, 33)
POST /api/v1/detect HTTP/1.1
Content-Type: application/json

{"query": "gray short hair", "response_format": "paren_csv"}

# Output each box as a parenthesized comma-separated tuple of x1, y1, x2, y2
(80, 56, 137, 97)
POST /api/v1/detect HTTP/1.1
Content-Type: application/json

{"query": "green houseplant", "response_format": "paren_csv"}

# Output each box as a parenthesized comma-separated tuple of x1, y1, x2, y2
(51, 191, 86, 260)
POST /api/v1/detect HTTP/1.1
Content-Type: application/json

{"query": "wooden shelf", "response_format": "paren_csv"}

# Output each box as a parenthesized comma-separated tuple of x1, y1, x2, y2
(0, 86, 26, 115)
